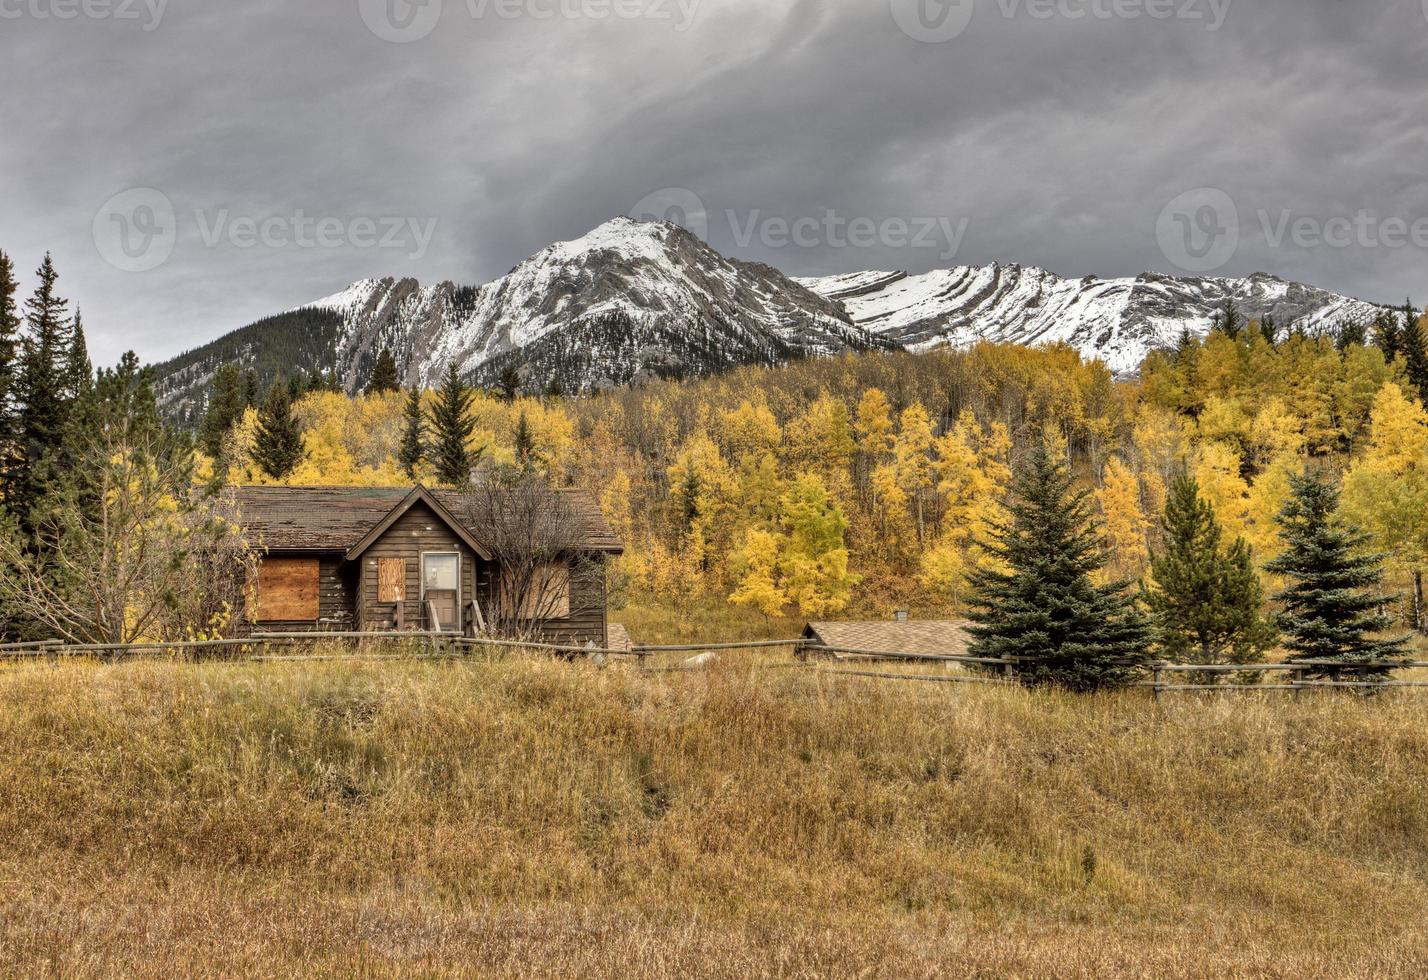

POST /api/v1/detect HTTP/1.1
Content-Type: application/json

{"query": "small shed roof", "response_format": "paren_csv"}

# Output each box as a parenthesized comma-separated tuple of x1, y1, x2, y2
(605, 623, 633, 653)
(227, 485, 623, 556)
(802, 620, 974, 657)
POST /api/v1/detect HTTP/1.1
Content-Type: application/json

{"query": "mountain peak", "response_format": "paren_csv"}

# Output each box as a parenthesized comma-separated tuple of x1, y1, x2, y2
(152, 226, 1389, 425)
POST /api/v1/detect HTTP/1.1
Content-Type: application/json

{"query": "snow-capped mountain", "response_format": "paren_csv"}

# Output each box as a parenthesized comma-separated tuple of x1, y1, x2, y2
(153, 216, 1390, 424)
(796, 265, 1387, 375)
(308, 217, 882, 392)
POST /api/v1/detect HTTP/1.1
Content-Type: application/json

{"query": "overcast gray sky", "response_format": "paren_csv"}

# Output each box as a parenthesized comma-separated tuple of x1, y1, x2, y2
(2, 0, 1425, 367)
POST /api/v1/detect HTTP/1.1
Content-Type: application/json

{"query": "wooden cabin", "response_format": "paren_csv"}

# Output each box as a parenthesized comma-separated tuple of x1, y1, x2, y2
(230, 485, 623, 647)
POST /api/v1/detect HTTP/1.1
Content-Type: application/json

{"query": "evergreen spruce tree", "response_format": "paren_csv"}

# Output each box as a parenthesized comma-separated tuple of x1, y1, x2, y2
(1265, 471, 1408, 678)
(1214, 298, 1242, 339)
(367, 348, 401, 395)
(497, 364, 521, 403)
(428, 364, 479, 487)
(253, 381, 305, 481)
(199, 363, 246, 460)
(1373, 310, 1402, 363)
(965, 442, 1153, 691)
(243, 369, 259, 408)
(513, 411, 535, 471)
(398, 386, 425, 480)
(14, 254, 74, 522)
(1145, 473, 1277, 665)
(0, 251, 20, 495)
(1258, 314, 1279, 346)
(1399, 302, 1428, 405)
(65, 311, 92, 400)
(1334, 319, 1367, 352)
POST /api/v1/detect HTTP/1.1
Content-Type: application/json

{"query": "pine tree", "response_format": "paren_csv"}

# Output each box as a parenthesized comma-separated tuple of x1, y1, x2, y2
(429, 363, 479, 487)
(199, 363, 246, 460)
(1265, 471, 1408, 678)
(253, 381, 305, 481)
(497, 364, 521, 403)
(513, 410, 535, 471)
(367, 348, 401, 395)
(1373, 310, 1401, 363)
(14, 254, 74, 521)
(965, 442, 1153, 691)
(1215, 298, 1243, 339)
(0, 251, 20, 494)
(1144, 473, 1277, 665)
(1400, 302, 1428, 406)
(243, 369, 259, 408)
(398, 386, 425, 480)
(65, 311, 92, 400)
(1259, 314, 1279, 346)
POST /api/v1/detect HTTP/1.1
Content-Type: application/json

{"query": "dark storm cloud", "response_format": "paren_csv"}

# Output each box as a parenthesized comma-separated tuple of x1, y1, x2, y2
(1, 0, 1424, 366)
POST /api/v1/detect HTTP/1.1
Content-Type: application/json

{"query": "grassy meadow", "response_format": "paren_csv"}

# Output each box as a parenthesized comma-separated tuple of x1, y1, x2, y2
(2, 650, 1428, 977)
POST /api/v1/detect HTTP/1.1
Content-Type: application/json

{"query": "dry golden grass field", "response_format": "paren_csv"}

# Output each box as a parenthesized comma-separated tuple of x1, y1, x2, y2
(2, 650, 1428, 978)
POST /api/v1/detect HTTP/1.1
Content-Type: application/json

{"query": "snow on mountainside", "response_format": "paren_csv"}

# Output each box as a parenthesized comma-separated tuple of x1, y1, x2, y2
(153, 217, 1391, 425)
(309, 217, 882, 392)
(796, 265, 1386, 375)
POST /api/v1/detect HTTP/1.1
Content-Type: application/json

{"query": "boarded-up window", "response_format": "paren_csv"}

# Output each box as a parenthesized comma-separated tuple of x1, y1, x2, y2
(256, 558, 319, 622)
(377, 559, 407, 603)
(501, 562, 571, 621)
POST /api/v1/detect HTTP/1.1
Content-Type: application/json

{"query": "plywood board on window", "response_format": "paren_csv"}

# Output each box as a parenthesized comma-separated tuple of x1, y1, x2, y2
(501, 562, 571, 621)
(378, 559, 406, 603)
(256, 558, 319, 622)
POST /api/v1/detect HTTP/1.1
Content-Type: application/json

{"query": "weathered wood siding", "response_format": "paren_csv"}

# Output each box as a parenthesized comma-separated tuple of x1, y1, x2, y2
(473, 555, 609, 648)
(252, 556, 356, 632)
(357, 501, 479, 632)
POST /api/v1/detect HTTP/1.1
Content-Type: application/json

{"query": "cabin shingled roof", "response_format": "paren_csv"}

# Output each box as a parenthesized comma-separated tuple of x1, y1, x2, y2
(802, 620, 973, 657)
(225, 485, 623, 555)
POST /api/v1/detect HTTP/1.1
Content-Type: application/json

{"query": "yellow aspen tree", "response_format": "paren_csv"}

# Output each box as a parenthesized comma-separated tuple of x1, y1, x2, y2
(785, 394, 854, 487)
(1193, 441, 1252, 544)
(868, 462, 912, 562)
(717, 400, 781, 467)
(894, 403, 936, 547)
(1246, 397, 1303, 473)
(729, 529, 788, 617)
(1341, 383, 1428, 631)
(854, 388, 895, 466)
(777, 473, 857, 616)
(1245, 449, 1298, 571)
(1097, 456, 1149, 581)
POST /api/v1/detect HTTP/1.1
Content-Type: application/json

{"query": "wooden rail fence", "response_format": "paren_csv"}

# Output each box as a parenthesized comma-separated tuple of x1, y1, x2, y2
(0, 633, 1424, 694)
